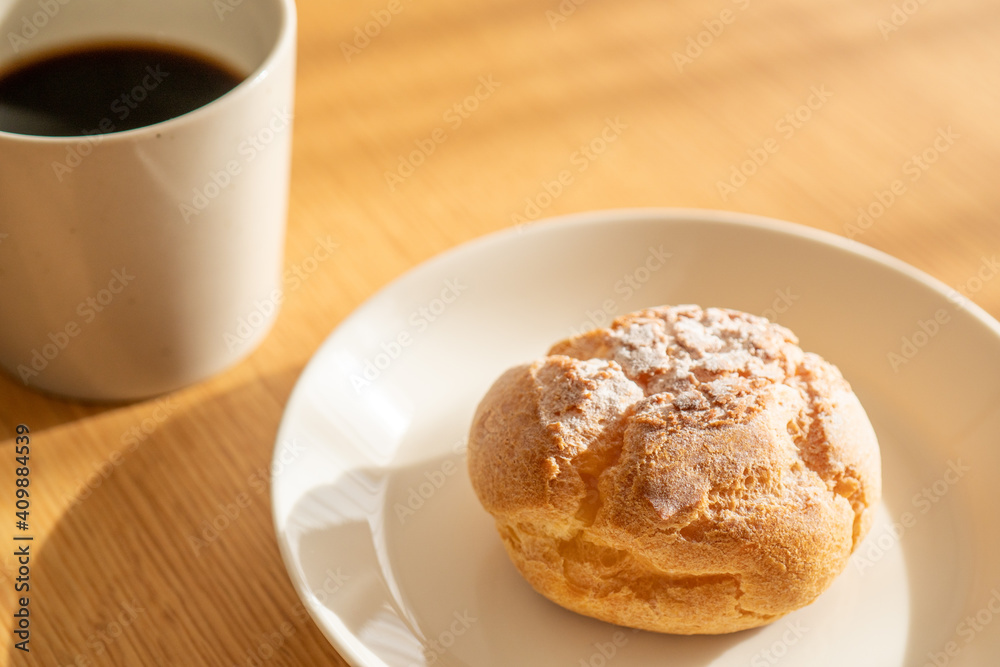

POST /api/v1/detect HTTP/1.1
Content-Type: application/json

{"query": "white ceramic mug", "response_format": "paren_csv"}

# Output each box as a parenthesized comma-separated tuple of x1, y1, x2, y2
(0, 0, 296, 401)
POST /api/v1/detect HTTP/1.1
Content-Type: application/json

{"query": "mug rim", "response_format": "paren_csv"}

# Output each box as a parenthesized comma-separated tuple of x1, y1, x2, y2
(0, 0, 297, 144)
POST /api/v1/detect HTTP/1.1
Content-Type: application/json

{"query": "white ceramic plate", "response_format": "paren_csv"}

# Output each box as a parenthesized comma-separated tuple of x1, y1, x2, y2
(271, 209, 1000, 667)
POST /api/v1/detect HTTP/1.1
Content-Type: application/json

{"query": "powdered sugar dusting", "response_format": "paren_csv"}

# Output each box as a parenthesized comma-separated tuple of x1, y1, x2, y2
(549, 305, 807, 427)
(534, 356, 643, 452)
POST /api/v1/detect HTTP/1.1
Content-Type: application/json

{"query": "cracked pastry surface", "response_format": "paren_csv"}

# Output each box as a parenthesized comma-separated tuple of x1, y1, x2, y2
(467, 305, 881, 634)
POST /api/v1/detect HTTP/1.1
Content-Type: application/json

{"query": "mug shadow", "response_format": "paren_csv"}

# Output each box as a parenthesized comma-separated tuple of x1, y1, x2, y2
(8, 367, 347, 667)
(0, 370, 121, 435)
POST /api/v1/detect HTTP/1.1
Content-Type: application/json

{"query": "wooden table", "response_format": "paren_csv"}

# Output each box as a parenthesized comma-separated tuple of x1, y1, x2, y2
(2, 0, 999, 664)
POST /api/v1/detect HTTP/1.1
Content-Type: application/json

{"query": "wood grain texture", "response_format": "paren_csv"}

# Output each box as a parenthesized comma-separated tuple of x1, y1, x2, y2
(2, 0, 999, 664)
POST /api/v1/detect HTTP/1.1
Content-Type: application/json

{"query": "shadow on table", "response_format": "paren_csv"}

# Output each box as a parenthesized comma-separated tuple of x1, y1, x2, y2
(8, 366, 348, 667)
(0, 369, 121, 436)
(11, 370, 969, 666)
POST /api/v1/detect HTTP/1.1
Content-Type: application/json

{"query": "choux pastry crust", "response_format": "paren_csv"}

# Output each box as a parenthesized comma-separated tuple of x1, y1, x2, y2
(468, 305, 881, 634)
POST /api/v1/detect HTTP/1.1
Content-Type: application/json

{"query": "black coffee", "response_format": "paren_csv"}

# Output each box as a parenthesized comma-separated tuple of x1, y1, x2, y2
(0, 43, 244, 137)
